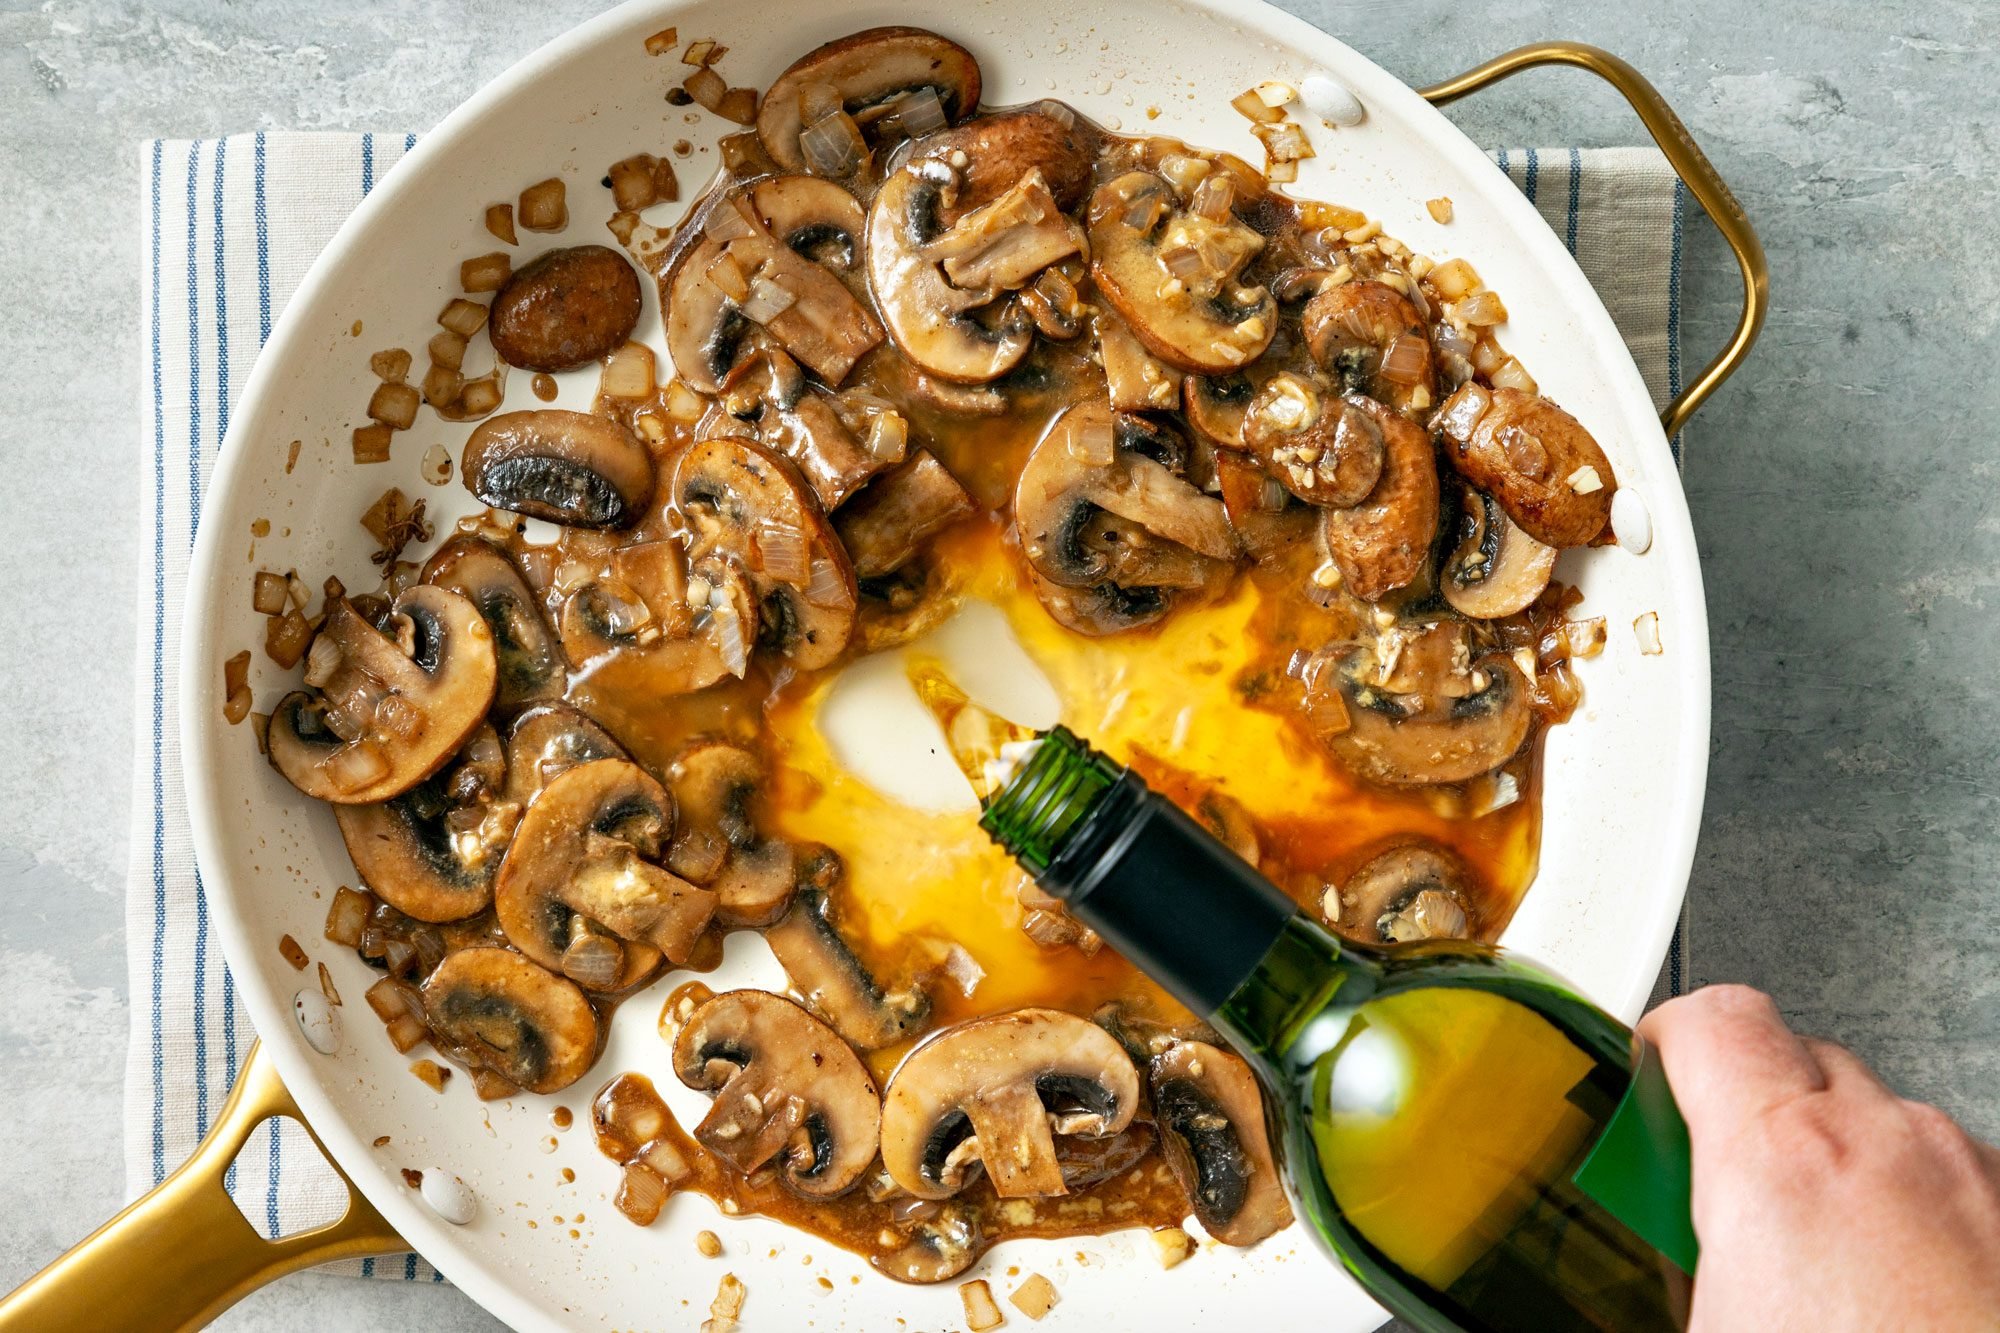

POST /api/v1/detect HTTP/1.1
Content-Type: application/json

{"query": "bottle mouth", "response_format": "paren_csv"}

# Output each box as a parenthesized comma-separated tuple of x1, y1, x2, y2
(978, 725, 1122, 875)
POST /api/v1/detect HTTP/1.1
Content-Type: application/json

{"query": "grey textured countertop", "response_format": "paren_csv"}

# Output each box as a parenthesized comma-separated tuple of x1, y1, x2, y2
(2, 1, 1993, 1328)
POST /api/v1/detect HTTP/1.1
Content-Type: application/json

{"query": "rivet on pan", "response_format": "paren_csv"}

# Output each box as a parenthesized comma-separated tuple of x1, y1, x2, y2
(421, 1168, 479, 1225)
(294, 988, 341, 1055)
(1611, 488, 1653, 554)
(1300, 74, 1364, 127)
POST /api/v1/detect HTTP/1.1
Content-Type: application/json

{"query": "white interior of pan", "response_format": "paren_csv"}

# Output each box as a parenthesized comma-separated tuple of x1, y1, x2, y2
(180, 0, 1710, 1327)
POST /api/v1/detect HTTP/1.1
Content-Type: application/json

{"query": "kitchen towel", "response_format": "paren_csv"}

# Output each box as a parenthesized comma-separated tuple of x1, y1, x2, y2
(127, 132, 1693, 1277)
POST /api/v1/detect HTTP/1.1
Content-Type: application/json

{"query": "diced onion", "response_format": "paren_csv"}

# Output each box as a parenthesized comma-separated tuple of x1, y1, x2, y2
(1426, 196, 1454, 224)
(1436, 383, 1492, 442)
(460, 251, 511, 293)
(351, 425, 392, 464)
(1633, 611, 1663, 656)
(1068, 419, 1116, 467)
(894, 86, 947, 138)
(1231, 87, 1286, 123)
(643, 25, 678, 56)
(683, 65, 727, 113)
(1566, 616, 1608, 659)
(617, 1163, 668, 1226)
(702, 199, 756, 244)
(517, 177, 567, 232)
(1264, 159, 1298, 184)
(715, 86, 759, 126)
(325, 886, 371, 947)
(942, 944, 985, 998)
(1157, 153, 1212, 201)
(427, 329, 467, 371)
(804, 556, 854, 610)
(704, 251, 751, 302)
(1428, 257, 1479, 300)
(384, 1012, 428, 1053)
(365, 975, 420, 1022)
(1457, 288, 1508, 326)
(367, 382, 420, 431)
(800, 110, 867, 178)
(1255, 80, 1297, 108)
(437, 298, 488, 337)
(1378, 334, 1429, 386)
(1161, 244, 1206, 282)
(798, 81, 843, 126)
(865, 410, 909, 462)
(222, 649, 253, 724)
(682, 38, 718, 66)
(1036, 98, 1075, 129)
(1490, 357, 1539, 394)
(740, 275, 797, 324)
(1252, 120, 1314, 163)
(484, 203, 516, 245)
(713, 601, 749, 678)
(601, 342, 657, 399)
(325, 739, 391, 793)
(252, 571, 289, 616)
(471, 1068, 516, 1101)
(754, 520, 810, 584)
(561, 933, 625, 991)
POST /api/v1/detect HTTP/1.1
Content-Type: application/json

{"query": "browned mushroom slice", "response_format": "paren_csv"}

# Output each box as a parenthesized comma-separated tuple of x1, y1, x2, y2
(1150, 1041, 1293, 1246)
(856, 556, 964, 653)
(665, 739, 795, 928)
(879, 1007, 1141, 1200)
(1098, 308, 1184, 412)
(1327, 842, 1480, 944)
(865, 159, 1033, 384)
(488, 245, 643, 373)
(421, 535, 563, 711)
(422, 946, 597, 1095)
(1088, 170, 1275, 374)
(941, 108, 1100, 214)
(667, 180, 883, 394)
(715, 352, 888, 511)
(1212, 451, 1317, 562)
(1305, 636, 1533, 786)
(494, 758, 715, 984)
(1316, 395, 1440, 602)
(756, 27, 982, 173)
(558, 543, 759, 693)
(1240, 375, 1387, 509)
(765, 864, 930, 1049)
(501, 702, 626, 808)
(1434, 384, 1615, 548)
(268, 587, 498, 805)
(1442, 487, 1557, 619)
(834, 451, 975, 579)
(672, 989, 881, 1198)
(461, 410, 655, 529)
(1014, 400, 1238, 634)
(875, 1205, 982, 1285)
(334, 724, 514, 923)
(673, 435, 857, 672)
(925, 169, 1085, 294)
(1302, 279, 1436, 415)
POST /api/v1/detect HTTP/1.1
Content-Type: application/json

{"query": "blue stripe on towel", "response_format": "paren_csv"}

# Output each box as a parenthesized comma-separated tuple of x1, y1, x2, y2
(183, 140, 212, 1148)
(254, 133, 271, 343)
(148, 138, 168, 1188)
(1566, 147, 1582, 256)
(1524, 146, 1539, 203)
(1667, 179, 1686, 463)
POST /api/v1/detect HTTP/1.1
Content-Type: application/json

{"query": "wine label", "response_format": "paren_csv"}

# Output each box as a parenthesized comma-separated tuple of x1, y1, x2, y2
(1571, 1037, 1700, 1274)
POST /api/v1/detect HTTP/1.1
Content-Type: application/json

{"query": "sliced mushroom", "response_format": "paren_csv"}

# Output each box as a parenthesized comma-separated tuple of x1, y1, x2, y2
(1088, 171, 1274, 374)
(1014, 400, 1238, 633)
(924, 168, 1085, 295)
(333, 724, 513, 923)
(714, 351, 888, 510)
(1242, 374, 1387, 509)
(671, 989, 881, 1198)
(1302, 279, 1436, 415)
(461, 410, 655, 529)
(1055, 1120, 1157, 1192)
(1212, 450, 1318, 561)
(494, 758, 715, 984)
(1435, 384, 1615, 547)
(834, 450, 975, 579)
(1316, 395, 1439, 601)
(667, 180, 883, 394)
(1098, 308, 1184, 412)
(663, 739, 796, 928)
(421, 535, 563, 711)
(866, 157, 1033, 383)
(673, 435, 857, 672)
(421, 947, 597, 1094)
(558, 545, 759, 693)
(876, 1204, 981, 1285)
(1327, 842, 1479, 944)
(756, 27, 982, 173)
(879, 1007, 1141, 1200)
(502, 702, 626, 808)
(1150, 1041, 1293, 1246)
(1183, 357, 1288, 451)
(267, 587, 498, 805)
(488, 244, 643, 373)
(856, 557, 964, 653)
(939, 108, 1100, 215)
(765, 867, 930, 1049)
(1194, 788, 1262, 868)
(1442, 488, 1556, 619)
(1309, 641, 1533, 786)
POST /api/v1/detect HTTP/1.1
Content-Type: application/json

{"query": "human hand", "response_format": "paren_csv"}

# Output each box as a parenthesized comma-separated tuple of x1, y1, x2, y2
(1640, 984, 2000, 1331)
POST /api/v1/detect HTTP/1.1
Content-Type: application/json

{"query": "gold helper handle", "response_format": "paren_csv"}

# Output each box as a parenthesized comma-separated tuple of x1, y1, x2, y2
(0, 1042, 406, 1331)
(1420, 43, 1770, 437)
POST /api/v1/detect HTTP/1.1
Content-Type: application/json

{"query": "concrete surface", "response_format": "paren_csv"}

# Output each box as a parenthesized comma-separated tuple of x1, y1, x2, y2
(0, 1, 1992, 1328)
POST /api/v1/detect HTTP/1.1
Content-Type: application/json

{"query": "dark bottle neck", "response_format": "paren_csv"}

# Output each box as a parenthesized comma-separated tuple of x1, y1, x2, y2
(982, 727, 1304, 1018)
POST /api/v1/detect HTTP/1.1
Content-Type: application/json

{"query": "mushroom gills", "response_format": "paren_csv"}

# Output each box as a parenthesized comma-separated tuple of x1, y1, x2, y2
(765, 876, 931, 1049)
(461, 410, 655, 529)
(422, 946, 598, 1095)
(667, 739, 799, 927)
(501, 702, 627, 808)
(755, 27, 982, 173)
(1332, 842, 1480, 944)
(1149, 1040, 1293, 1246)
(421, 535, 564, 710)
(671, 989, 882, 1198)
(1442, 487, 1557, 619)
(334, 725, 513, 923)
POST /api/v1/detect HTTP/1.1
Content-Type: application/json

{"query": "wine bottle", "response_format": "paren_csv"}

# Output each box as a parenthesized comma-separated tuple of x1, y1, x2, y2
(977, 722, 1696, 1333)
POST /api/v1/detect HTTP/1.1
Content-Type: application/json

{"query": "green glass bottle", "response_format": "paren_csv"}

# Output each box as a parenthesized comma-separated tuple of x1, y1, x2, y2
(982, 725, 1696, 1333)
